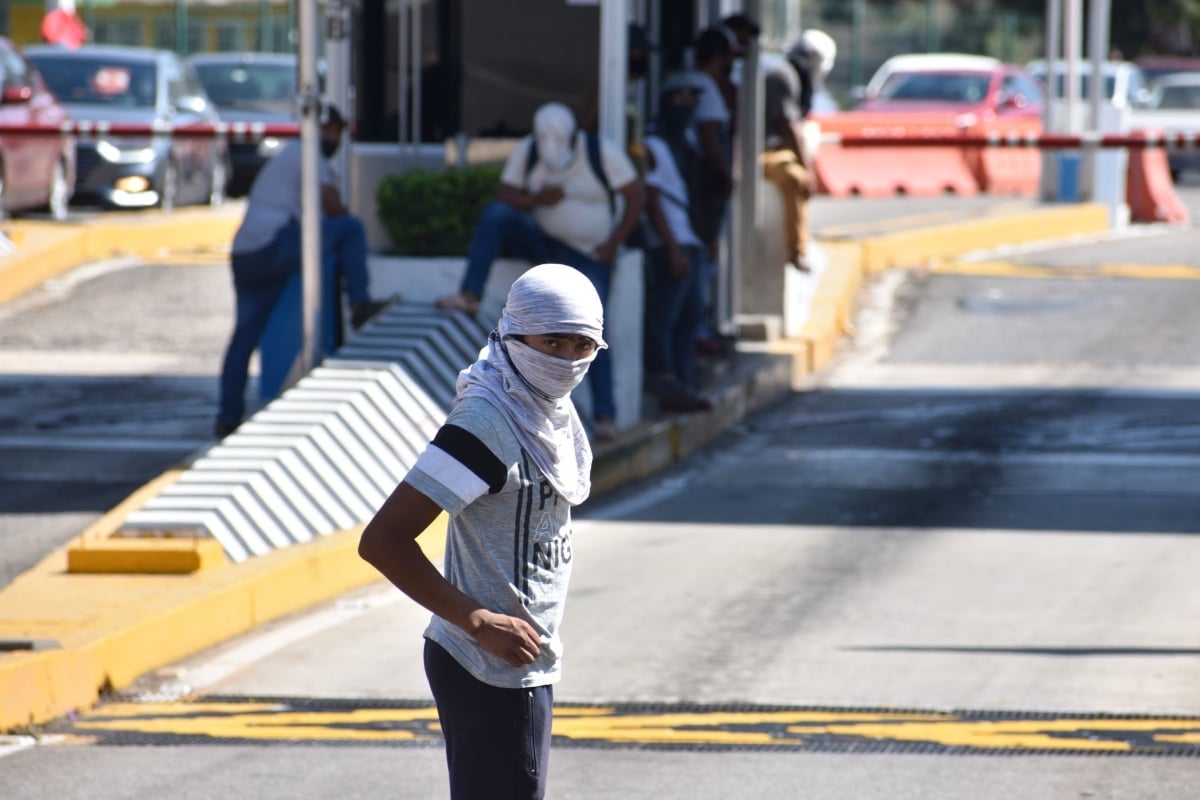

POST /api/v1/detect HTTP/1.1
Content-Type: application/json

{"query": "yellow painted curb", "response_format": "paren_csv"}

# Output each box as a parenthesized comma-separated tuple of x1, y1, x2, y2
(0, 223, 89, 305)
(0, 505, 447, 732)
(67, 538, 228, 575)
(857, 202, 1110, 274)
(81, 207, 240, 263)
(0, 204, 241, 306)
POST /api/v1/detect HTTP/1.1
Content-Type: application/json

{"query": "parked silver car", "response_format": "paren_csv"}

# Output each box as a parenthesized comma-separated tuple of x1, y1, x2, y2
(25, 44, 229, 210)
(186, 51, 300, 197)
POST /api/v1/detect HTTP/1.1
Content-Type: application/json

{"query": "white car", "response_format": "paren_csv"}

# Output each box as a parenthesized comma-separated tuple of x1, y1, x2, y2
(853, 53, 1003, 104)
(1025, 59, 1151, 110)
(1130, 72, 1200, 180)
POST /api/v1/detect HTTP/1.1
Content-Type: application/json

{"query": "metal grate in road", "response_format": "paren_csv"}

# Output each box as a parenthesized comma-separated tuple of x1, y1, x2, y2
(115, 304, 490, 562)
(51, 696, 1200, 756)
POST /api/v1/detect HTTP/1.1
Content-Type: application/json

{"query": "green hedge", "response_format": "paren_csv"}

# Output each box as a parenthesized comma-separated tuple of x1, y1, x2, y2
(376, 164, 503, 256)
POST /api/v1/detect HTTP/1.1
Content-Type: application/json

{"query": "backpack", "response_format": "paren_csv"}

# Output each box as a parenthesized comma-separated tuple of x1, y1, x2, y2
(648, 125, 723, 245)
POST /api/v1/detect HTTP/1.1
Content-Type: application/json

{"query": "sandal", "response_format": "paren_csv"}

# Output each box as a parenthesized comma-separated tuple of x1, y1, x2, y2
(435, 292, 480, 315)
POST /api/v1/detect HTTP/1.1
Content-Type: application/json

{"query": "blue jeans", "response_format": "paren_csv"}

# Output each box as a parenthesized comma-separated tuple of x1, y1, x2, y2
(644, 245, 705, 388)
(217, 215, 371, 428)
(461, 200, 615, 420)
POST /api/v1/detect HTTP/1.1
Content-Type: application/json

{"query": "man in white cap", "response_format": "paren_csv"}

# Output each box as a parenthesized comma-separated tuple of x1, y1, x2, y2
(435, 101, 644, 441)
(361, 263, 606, 800)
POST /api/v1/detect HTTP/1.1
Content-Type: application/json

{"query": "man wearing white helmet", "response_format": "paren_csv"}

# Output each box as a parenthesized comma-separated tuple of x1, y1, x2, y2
(761, 29, 837, 273)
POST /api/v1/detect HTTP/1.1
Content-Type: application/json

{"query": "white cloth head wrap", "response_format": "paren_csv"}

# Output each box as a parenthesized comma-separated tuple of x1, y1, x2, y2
(533, 102, 578, 171)
(455, 264, 606, 505)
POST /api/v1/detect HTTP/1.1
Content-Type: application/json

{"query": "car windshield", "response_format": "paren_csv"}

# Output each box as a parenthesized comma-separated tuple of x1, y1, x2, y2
(1036, 71, 1119, 101)
(30, 55, 157, 107)
(1150, 83, 1200, 110)
(878, 72, 991, 103)
(191, 61, 295, 114)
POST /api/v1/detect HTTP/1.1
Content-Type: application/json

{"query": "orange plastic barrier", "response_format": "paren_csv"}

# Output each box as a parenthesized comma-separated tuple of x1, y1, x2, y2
(811, 111, 980, 197)
(813, 144, 979, 196)
(1126, 130, 1190, 224)
(970, 147, 1041, 194)
(966, 118, 1043, 195)
(811, 111, 1049, 197)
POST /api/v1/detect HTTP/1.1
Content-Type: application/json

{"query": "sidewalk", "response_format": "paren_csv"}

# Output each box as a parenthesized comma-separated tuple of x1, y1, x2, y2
(0, 197, 1113, 733)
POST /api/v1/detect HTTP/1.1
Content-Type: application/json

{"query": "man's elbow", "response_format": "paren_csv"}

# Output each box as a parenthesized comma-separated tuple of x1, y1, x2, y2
(358, 523, 385, 567)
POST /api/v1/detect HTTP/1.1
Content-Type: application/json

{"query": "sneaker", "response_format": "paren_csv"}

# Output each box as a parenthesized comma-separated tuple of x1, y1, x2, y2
(213, 419, 239, 439)
(790, 253, 813, 273)
(658, 388, 713, 413)
(351, 300, 390, 329)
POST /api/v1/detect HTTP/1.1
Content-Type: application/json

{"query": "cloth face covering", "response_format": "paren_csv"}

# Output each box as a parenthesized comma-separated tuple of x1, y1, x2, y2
(503, 338, 595, 400)
(534, 102, 578, 171)
(454, 263, 607, 505)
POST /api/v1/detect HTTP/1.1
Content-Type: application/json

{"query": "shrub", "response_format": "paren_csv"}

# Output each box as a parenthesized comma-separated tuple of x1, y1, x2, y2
(375, 164, 503, 256)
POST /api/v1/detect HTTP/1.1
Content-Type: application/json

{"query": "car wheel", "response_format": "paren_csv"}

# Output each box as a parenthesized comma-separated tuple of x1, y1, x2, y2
(48, 159, 70, 221)
(160, 159, 179, 211)
(209, 157, 227, 207)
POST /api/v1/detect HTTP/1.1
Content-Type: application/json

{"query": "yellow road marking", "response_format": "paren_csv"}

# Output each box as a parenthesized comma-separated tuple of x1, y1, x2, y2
(932, 260, 1200, 280)
(58, 702, 1200, 754)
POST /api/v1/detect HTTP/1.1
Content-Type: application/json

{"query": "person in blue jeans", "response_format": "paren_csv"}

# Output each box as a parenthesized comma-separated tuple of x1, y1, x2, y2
(641, 72, 714, 413)
(436, 103, 644, 441)
(215, 105, 387, 438)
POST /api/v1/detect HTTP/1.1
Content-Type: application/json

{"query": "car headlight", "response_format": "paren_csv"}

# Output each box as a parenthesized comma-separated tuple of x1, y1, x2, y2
(96, 140, 157, 164)
(256, 137, 284, 158)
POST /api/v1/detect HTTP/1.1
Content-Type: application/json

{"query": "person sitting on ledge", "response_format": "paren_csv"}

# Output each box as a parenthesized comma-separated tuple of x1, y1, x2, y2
(436, 102, 644, 441)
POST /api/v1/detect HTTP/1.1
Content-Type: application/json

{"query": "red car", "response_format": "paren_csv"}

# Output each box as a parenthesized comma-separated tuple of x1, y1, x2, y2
(852, 54, 1044, 128)
(813, 54, 1045, 196)
(0, 36, 75, 219)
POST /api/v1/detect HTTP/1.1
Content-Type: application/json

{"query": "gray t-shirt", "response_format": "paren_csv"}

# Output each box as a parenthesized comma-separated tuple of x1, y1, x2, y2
(231, 138, 334, 254)
(406, 396, 576, 689)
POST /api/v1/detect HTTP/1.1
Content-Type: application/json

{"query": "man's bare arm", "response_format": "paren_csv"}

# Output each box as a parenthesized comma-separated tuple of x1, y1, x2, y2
(358, 481, 541, 667)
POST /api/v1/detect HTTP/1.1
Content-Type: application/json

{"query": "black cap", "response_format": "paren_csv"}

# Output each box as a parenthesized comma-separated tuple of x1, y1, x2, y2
(721, 14, 761, 37)
(695, 26, 733, 63)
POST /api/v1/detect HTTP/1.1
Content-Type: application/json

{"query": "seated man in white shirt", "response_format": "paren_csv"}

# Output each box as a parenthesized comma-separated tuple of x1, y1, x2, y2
(435, 102, 644, 440)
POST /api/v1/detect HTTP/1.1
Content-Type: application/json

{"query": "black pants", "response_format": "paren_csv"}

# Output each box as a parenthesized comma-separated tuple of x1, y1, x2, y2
(424, 639, 553, 800)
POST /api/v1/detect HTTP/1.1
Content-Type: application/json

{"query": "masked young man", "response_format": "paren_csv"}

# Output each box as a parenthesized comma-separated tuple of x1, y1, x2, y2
(362, 264, 606, 800)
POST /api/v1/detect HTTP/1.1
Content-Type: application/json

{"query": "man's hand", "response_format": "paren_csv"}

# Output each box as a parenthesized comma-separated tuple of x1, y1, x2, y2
(533, 185, 565, 207)
(468, 609, 542, 667)
(593, 239, 619, 265)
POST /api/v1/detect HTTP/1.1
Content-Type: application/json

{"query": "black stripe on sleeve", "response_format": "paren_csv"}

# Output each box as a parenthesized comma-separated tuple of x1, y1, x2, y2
(431, 424, 508, 494)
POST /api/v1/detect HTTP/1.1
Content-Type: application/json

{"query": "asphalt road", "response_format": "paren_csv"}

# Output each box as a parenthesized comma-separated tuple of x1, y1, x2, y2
(2, 187, 1200, 798)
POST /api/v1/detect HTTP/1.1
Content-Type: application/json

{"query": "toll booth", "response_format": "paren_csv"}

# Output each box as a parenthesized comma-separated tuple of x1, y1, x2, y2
(342, 0, 805, 349)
